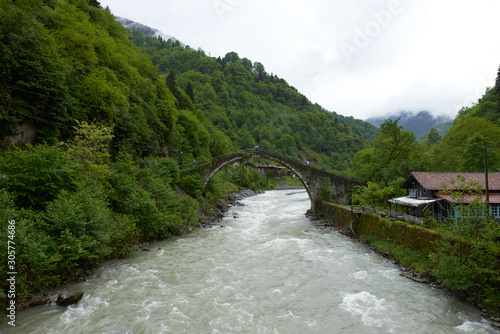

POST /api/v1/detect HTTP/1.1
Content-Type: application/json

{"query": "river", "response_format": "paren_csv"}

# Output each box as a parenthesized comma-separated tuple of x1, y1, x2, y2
(2, 190, 499, 333)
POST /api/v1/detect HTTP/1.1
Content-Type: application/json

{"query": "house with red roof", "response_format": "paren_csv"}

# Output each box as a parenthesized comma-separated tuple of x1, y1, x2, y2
(389, 172, 500, 223)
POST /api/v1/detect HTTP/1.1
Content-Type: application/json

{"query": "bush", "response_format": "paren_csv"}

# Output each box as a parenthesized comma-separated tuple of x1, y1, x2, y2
(0, 144, 79, 209)
(137, 156, 180, 184)
(108, 170, 160, 238)
(140, 172, 198, 235)
(429, 198, 500, 310)
(109, 160, 198, 239)
(0, 192, 58, 304)
(45, 176, 114, 270)
(179, 174, 204, 198)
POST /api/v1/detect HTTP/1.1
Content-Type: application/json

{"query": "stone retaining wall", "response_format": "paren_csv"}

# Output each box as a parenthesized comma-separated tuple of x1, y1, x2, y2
(314, 201, 441, 254)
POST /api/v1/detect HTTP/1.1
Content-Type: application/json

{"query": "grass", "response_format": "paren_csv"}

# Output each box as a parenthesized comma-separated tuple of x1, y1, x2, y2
(362, 234, 432, 273)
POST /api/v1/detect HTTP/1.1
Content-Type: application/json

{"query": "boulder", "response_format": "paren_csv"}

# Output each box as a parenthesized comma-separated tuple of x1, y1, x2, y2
(56, 291, 84, 306)
(402, 272, 430, 283)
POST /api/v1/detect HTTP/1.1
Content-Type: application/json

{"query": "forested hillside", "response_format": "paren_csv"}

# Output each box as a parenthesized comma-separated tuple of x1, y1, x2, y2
(0, 0, 244, 162)
(1, 0, 499, 319)
(0, 3, 377, 174)
(126, 26, 377, 172)
(0, 0, 375, 311)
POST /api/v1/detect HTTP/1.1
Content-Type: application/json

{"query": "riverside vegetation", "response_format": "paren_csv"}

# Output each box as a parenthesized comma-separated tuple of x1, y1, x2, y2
(1, 0, 500, 322)
(0, 0, 372, 317)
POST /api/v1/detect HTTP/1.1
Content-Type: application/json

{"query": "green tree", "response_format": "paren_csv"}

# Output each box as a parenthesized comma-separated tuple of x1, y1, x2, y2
(460, 133, 500, 172)
(210, 129, 236, 157)
(276, 134, 297, 156)
(238, 127, 257, 149)
(185, 81, 195, 103)
(252, 62, 266, 81)
(45, 176, 114, 269)
(435, 117, 500, 171)
(426, 128, 442, 145)
(429, 175, 500, 305)
(317, 177, 335, 202)
(351, 118, 416, 207)
(0, 1, 71, 141)
(0, 144, 78, 209)
(65, 121, 114, 178)
(352, 182, 392, 212)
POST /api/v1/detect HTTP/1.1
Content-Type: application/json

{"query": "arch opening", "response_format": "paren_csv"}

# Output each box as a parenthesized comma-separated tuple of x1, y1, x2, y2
(202, 152, 313, 210)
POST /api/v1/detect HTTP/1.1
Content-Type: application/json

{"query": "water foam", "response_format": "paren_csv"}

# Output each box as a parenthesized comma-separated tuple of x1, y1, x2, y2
(340, 291, 393, 328)
(351, 270, 368, 280)
(456, 320, 499, 333)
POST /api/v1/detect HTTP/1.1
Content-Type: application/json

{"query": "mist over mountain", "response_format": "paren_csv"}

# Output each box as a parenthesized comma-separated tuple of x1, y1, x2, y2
(366, 111, 453, 139)
(116, 17, 181, 45)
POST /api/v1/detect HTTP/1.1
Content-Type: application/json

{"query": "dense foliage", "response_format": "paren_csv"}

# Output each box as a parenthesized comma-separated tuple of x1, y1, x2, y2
(0, 0, 237, 163)
(1, 0, 500, 320)
(430, 192, 500, 309)
(128, 29, 377, 173)
(0, 0, 267, 314)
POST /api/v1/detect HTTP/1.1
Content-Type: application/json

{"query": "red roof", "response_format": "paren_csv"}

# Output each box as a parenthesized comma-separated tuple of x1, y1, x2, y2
(405, 172, 500, 191)
(436, 193, 500, 204)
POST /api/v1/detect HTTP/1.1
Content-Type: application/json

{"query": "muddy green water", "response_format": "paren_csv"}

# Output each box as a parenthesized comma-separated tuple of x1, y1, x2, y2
(2, 190, 498, 333)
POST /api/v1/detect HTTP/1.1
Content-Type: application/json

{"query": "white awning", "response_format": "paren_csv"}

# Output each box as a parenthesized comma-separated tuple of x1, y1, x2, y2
(388, 196, 443, 207)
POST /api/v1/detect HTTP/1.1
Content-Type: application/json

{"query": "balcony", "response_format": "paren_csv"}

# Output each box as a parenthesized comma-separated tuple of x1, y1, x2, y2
(408, 189, 420, 198)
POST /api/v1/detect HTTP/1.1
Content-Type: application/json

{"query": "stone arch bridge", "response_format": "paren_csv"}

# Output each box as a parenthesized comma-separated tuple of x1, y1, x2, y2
(194, 149, 363, 215)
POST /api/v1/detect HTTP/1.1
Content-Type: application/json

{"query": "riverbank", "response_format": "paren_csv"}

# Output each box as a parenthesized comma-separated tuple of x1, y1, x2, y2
(313, 201, 500, 327)
(13, 188, 264, 313)
(6, 190, 495, 333)
(198, 189, 264, 228)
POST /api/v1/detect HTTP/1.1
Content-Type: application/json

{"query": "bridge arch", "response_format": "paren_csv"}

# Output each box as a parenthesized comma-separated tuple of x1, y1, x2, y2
(197, 149, 362, 215)
(202, 150, 314, 208)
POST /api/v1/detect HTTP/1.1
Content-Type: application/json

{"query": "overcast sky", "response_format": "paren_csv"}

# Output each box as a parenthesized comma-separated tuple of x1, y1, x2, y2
(98, 0, 500, 120)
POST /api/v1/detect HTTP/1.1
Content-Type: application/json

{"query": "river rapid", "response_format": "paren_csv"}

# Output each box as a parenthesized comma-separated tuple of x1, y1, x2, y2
(2, 190, 499, 333)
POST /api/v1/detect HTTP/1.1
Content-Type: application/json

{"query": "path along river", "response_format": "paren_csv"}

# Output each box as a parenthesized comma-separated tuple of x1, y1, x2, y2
(2, 190, 499, 333)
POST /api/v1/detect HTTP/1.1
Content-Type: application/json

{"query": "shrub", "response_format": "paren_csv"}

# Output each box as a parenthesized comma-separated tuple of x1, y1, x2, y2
(137, 156, 180, 184)
(179, 174, 204, 198)
(45, 176, 114, 270)
(0, 144, 79, 209)
(0, 192, 58, 304)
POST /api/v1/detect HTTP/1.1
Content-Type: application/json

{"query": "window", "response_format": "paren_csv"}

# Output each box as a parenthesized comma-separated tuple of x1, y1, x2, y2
(491, 204, 500, 218)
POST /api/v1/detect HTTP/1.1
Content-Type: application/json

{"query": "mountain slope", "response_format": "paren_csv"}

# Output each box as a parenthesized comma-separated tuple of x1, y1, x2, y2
(366, 110, 452, 140)
(123, 22, 377, 172)
(1, 2, 377, 173)
(0, 0, 240, 163)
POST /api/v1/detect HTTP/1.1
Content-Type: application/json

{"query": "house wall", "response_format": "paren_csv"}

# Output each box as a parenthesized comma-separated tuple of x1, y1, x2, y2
(407, 183, 435, 198)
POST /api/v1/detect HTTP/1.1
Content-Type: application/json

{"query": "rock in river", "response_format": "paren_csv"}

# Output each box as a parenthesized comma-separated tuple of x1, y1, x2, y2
(56, 291, 84, 306)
